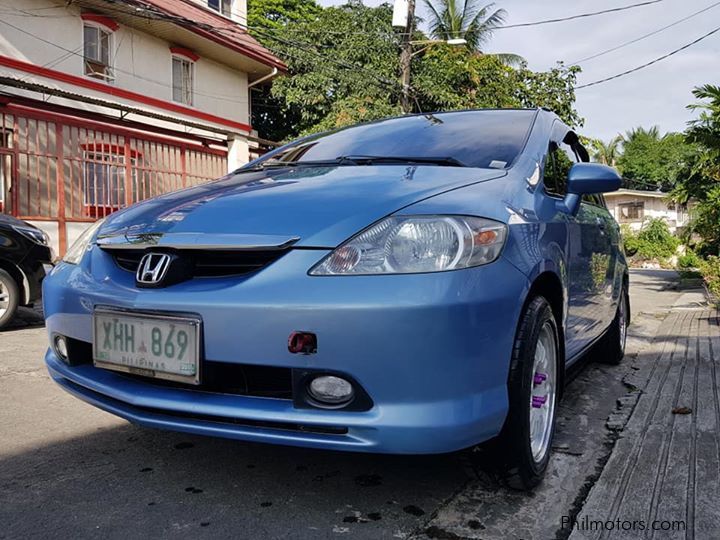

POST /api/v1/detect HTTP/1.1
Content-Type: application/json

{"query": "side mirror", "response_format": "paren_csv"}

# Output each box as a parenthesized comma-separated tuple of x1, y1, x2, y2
(557, 163, 622, 215)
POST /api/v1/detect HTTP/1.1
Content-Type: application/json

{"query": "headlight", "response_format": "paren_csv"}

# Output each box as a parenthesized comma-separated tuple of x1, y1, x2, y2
(12, 225, 49, 245)
(63, 218, 106, 264)
(310, 215, 507, 275)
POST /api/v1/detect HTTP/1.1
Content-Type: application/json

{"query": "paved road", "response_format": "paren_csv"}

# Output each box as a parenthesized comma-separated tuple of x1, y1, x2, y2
(0, 270, 686, 539)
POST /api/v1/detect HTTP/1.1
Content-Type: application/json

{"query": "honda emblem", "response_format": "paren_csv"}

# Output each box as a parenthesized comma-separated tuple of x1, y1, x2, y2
(136, 253, 171, 286)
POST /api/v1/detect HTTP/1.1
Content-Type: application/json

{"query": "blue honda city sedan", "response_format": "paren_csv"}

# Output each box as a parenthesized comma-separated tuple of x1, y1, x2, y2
(43, 108, 628, 489)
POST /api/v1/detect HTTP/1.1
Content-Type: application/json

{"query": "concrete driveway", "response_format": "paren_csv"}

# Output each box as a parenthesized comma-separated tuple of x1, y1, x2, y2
(0, 270, 687, 539)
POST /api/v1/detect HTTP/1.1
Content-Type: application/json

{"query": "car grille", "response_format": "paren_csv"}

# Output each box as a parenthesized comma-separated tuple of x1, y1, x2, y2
(63, 337, 293, 399)
(131, 361, 294, 400)
(105, 248, 288, 278)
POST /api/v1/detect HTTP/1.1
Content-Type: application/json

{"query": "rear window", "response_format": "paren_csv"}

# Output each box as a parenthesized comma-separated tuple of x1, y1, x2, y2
(263, 110, 536, 169)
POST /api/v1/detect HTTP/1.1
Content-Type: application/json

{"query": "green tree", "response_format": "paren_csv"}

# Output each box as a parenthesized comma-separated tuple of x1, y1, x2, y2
(686, 84, 720, 180)
(249, 1, 582, 140)
(616, 128, 697, 191)
(672, 85, 720, 254)
(623, 125, 660, 143)
(423, 0, 522, 64)
(247, 0, 323, 141)
(247, 0, 321, 36)
(587, 136, 622, 166)
(265, 1, 402, 138)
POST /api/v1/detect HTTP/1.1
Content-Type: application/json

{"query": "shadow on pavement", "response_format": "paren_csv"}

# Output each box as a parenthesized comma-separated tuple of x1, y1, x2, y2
(0, 421, 467, 539)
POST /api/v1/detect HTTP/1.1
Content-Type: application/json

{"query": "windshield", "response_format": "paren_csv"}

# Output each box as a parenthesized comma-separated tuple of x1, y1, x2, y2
(256, 110, 537, 169)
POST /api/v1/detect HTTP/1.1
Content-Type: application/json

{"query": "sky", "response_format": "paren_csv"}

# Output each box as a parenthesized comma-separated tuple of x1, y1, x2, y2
(318, 0, 720, 141)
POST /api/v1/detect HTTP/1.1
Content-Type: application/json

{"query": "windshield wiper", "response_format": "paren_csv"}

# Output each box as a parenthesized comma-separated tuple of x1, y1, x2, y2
(254, 156, 361, 169)
(244, 154, 466, 171)
(337, 155, 467, 167)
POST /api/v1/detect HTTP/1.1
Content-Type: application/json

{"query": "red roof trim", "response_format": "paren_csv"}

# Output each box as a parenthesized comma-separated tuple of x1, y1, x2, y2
(170, 46, 200, 62)
(136, 0, 287, 72)
(189, 25, 286, 72)
(0, 55, 251, 133)
(81, 13, 120, 32)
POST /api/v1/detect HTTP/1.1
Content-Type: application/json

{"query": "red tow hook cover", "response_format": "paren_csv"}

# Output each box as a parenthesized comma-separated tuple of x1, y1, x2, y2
(288, 331, 317, 354)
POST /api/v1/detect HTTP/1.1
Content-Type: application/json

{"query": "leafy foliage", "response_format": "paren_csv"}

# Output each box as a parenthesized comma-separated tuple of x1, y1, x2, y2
(254, 2, 403, 139)
(422, 0, 522, 64)
(248, 0, 583, 141)
(587, 136, 622, 166)
(247, 0, 321, 33)
(699, 256, 720, 299)
(616, 129, 699, 191)
(690, 186, 720, 254)
(677, 250, 701, 269)
(669, 85, 720, 255)
(423, 0, 505, 50)
(412, 50, 581, 127)
(622, 218, 680, 261)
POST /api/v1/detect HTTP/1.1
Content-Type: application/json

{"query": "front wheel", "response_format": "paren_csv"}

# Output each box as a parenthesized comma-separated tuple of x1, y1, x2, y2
(496, 296, 560, 490)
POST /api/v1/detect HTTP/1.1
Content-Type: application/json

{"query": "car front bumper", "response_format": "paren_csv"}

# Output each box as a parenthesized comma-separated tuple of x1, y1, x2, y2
(43, 248, 530, 454)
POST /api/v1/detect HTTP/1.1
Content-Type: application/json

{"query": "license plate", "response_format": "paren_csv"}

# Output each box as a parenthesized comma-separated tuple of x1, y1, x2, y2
(92, 308, 201, 385)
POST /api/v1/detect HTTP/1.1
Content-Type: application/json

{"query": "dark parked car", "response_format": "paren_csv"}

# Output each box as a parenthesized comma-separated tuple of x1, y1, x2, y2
(0, 213, 54, 329)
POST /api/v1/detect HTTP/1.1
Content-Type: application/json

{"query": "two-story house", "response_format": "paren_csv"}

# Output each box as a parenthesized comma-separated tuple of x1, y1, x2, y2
(0, 0, 285, 254)
(603, 189, 692, 234)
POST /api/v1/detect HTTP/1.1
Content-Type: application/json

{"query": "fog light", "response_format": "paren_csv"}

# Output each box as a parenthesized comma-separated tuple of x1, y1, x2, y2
(54, 335, 68, 362)
(308, 375, 354, 405)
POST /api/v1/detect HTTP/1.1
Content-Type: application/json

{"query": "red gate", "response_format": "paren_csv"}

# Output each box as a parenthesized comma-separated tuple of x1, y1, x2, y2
(0, 106, 228, 253)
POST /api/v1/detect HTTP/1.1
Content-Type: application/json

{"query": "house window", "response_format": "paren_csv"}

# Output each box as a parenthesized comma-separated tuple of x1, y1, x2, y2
(208, 0, 232, 17)
(618, 202, 644, 222)
(83, 151, 136, 213)
(172, 57, 194, 106)
(83, 24, 113, 81)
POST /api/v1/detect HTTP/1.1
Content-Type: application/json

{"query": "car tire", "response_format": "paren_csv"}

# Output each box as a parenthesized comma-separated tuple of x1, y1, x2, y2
(0, 269, 20, 330)
(494, 295, 560, 490)
(595, 289, 629, 365)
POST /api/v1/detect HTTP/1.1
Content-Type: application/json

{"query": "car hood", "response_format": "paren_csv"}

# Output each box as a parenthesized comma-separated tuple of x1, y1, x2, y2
(99, 165, 506, 248)
(0, 213, 32, 228)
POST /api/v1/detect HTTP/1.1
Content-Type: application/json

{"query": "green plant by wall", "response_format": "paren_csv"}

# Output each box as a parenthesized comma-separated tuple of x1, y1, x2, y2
(699, 256, 720, 300)
(677, 250, 702, 269)
(622, 218, 680, 261)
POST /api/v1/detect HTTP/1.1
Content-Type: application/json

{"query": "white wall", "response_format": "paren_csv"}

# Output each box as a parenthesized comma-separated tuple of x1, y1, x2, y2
(606, 195, 688, 233)
(0, 0, 249, 125)
(26, 221, 59, 255)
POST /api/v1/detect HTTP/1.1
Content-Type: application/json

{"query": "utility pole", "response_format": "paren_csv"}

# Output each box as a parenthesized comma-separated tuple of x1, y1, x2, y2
(397, 0, 416, 114)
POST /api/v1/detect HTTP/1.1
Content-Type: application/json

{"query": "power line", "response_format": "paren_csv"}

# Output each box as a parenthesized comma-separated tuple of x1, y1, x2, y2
(497, 0, 664, 30)
(571, 1, 720, 64)
(576, 25, 720, 89)
(0, 18, 251, 103)
(1, 1, 418, 107)
(0, 5, 410, 114)
(60, 1, 405, 93)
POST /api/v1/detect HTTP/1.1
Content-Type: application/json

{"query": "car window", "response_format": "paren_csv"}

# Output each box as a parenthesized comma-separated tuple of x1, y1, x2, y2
(543, 142, 571, 197)
(257, 110, 537, 170)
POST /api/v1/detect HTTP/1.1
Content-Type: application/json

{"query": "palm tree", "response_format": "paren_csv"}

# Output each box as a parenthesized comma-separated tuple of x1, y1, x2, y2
(423, 0, 523, 65)
(589, 136, 623, 167)
(622, 125, 661, 143)
(687, 84, 720, 152)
